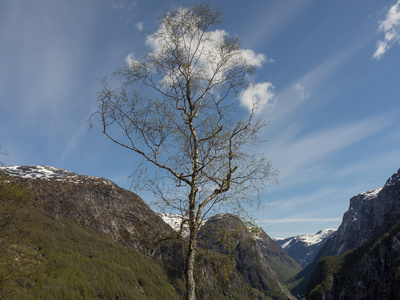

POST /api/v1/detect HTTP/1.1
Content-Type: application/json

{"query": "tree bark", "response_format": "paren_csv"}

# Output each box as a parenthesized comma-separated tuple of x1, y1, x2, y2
(185, 230, 197, 300)
(185, 181, 198, 299)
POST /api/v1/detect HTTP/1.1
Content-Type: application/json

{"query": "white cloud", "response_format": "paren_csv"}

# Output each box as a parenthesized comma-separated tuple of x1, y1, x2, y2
(136, 22, 144, 31)
(125, 53, 136, 66)
(239, 82, 275, 114)
(373, 0, 400, 60)
(144, 8, 271, 99)
(240, 49, 271, 67)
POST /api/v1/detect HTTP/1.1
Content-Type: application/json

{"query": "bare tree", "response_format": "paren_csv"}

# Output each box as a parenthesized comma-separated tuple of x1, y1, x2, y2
(91, 3, 276, 299)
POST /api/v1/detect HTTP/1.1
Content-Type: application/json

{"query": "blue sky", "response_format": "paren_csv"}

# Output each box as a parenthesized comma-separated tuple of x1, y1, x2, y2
(1, 0, 400, 238)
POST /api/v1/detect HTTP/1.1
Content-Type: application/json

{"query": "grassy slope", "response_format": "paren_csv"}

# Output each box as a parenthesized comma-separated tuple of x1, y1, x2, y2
(1, 207, 179, 300)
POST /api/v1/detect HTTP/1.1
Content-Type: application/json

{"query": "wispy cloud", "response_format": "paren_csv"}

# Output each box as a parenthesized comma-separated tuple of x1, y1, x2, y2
(0, 2, 97, 129)
(267, 114, 393, 188)
(265, 186, 345, 209)
(373, 0, 400, 60)
(267, 35, 372, 128)
(258, 218, 342, 225)
(136, 21, 144, 31)
(243, 0, 315, 47)
(334, 149, 400, 180)
(295, 83, 309, 100)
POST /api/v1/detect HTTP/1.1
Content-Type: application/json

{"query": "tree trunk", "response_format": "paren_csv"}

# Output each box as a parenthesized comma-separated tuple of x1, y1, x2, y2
(185, 230, 197, 300)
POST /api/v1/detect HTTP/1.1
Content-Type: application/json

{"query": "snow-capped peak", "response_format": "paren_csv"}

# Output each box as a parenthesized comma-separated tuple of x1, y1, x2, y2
(297, 228, 336, 247)
(277, 228, 337, 249)
(0, 165, 115, 186)
(0, 165, 78, 179)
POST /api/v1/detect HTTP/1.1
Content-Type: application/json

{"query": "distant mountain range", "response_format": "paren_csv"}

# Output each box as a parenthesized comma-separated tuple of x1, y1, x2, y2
(275, 228, 336, 267)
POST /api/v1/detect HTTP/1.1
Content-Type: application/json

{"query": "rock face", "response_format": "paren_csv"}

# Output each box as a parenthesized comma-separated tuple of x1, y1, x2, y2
(275, 229, 336, 267)
(321, 168, 400, 257)
(306, 168, 400, 299)
(1, 165, 174, 251)
(308, 220, 400, 300)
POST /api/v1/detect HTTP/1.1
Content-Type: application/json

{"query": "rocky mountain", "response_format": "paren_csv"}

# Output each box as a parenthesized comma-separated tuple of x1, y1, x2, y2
(275, 229, 336, 267)
(0, 165, 299, 299)
(197, 214, 300, 298)
(320, 168, 400, 258)
(307, 219, 400, 300)
(297, 167, 400, 299)
(0, 165, 176, 252)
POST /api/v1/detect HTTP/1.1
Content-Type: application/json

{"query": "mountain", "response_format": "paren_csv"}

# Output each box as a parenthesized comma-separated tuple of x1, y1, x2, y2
(0, 166, 176, 251)
(320, 168, 400, 258)
(275, 229, 336, 267)
(289, 167, 400, 299)
(197, 214, 300, 299)
(161, 212, 302, 283)
(308, 219, 400, 300)
(0, 165, 299, 299)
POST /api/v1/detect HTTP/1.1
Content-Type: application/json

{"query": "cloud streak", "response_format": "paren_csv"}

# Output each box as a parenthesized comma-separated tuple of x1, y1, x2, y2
(258, 218, 342, 225)
(267, 114, 393, 188)
(373, 0, 400, 60)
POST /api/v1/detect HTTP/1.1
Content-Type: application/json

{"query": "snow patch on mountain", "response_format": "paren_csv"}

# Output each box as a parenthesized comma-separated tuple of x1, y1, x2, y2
(384, 170, 400, 187)
(0, 165, 114, 186)
(359, 188, 382, 200)
(1, 165, 78, 179)
(297, 229, 337, 247)
(278, 229, 336, 249)
(275, 228, 337, 267)
(159, 213, 190, 238)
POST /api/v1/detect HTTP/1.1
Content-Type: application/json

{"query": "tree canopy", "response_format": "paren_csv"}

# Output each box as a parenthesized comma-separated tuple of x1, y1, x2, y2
(91, 3, 276, 299)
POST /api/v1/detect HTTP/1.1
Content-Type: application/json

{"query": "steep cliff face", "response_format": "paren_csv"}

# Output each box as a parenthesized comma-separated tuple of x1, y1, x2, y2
(305, 168, 400, 299)
(308, 220, 400, 300)
(321, 168, 400, 257)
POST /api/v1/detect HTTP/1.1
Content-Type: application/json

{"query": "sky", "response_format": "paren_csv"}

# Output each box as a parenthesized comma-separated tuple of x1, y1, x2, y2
(1, 0, 400, 238)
